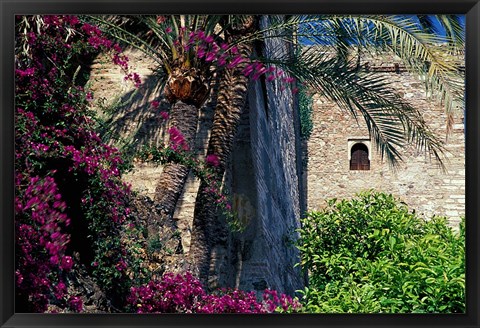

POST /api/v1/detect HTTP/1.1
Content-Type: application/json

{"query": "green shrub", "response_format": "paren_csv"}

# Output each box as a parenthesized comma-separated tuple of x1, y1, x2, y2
(296, 190, 465, 313)
(298, 84, 314, 140)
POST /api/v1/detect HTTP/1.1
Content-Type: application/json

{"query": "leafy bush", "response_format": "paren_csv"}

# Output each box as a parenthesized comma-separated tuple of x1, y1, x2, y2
(296, 191, 465, 313)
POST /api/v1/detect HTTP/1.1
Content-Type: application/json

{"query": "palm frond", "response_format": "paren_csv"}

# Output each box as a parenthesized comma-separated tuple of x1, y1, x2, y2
(266, 48, 447, 170)
(418, 14, 465, 50)
(84, 15, 168, 68)
(247, 14, 464, 135)
(297, 15, 464, 134)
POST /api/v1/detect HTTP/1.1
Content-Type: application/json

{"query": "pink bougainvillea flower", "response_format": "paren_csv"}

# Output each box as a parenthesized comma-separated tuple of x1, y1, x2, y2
(206, 154, 220, 167)
(15, 67, 36, 77)
(227, 55, 245, 69)
(217, 56, 227, 67)
(196, 30, 205, 40)
(168, 127, 189, 151)
(113, 43, 122, 53)
(16, 271, 23, 285)
(242, 63, 255, 76)
(115, 259, 127, 271)
(168, 127, 183, 141)
(204, 35, 214, 43)
(132, 73, 142, 87)
(205, 52, 216, 62)
(165, 27, 173, 33)
(60, 256, 73, 271)
(159, 111, 169, 121)
(151, 100, 160, 109)
(127, 272, 302, 314)
(49, 255, 59, 265)
(81, 23, 102, 36)
(196, 47, 206, 59)
(68, 296, 83, 312)
(53, 281, 67, 300)
(252, 73, 262, 81)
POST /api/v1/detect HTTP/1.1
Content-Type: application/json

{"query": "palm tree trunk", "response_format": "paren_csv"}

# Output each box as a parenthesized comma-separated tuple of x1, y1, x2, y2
(154, 100, 199, 217)
(189, 39, 254, 286)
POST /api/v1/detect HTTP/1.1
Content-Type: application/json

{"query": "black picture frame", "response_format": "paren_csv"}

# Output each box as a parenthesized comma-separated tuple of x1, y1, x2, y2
(1, 1, 478, 327)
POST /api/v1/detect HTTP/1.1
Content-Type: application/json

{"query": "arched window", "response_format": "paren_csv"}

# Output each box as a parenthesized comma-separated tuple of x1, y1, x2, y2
(350, 143, 370, 170)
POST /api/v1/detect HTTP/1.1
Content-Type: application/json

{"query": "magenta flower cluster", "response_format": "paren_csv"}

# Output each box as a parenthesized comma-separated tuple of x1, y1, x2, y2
(68, 296, 83, 313)
(205, 154, 220, 167)
(185, 29, 298, 92)
(80, 20, 141, 87)
(150, 101, 170, 120)
(128, 272, 204, 313)
(128, 272, 302, 314)
(167, 127, 190, 151)
(15, 174, 72, 312)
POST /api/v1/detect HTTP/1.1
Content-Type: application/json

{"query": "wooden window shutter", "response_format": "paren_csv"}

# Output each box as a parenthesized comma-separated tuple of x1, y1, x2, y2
(350, 143, 370, 170)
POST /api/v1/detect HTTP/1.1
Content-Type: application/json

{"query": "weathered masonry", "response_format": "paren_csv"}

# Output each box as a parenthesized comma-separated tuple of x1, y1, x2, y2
(306, 51, 465, 226)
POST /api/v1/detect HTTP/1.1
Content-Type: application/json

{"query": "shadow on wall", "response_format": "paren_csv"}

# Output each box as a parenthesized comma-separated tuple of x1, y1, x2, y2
(91, 70, 168, 155)
(89, 53, 220, 160)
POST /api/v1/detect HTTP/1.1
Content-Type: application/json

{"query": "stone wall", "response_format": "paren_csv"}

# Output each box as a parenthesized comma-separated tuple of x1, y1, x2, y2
(226, 60, 305, 294)
(306, 53, 465, 226)
(203, 16, 305, 295)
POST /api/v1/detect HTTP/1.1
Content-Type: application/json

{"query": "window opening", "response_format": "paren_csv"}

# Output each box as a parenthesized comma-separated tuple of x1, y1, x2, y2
(350, 143, 370, 170)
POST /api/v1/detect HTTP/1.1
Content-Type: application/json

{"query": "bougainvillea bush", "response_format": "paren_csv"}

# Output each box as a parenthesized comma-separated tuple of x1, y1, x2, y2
(15, 14, 144, 312)
(127, 272, 302, 314)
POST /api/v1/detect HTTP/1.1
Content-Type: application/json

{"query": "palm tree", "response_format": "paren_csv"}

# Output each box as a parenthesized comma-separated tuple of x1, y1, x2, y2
(188, 16, 258, 283)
